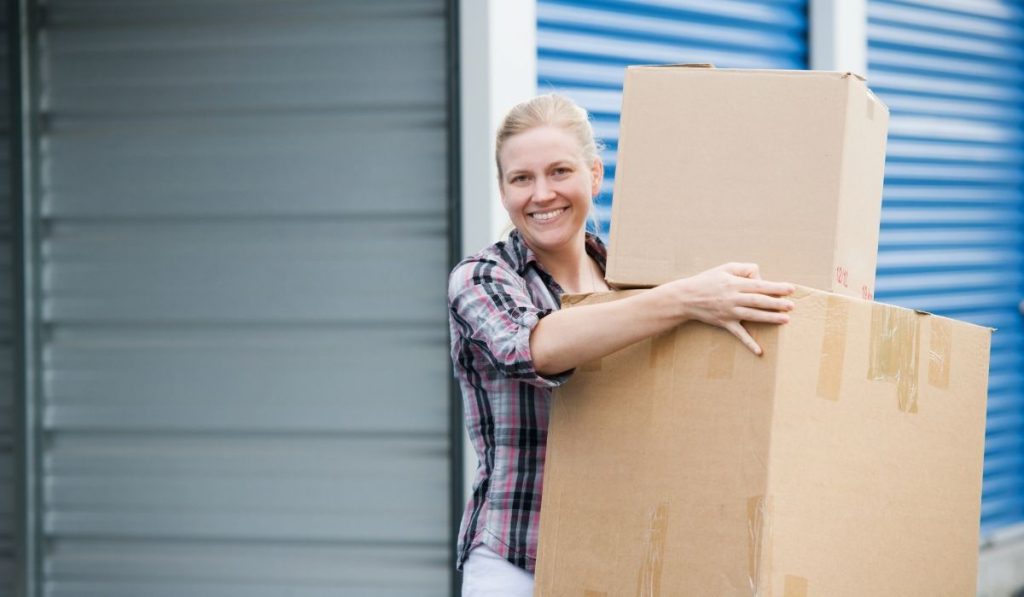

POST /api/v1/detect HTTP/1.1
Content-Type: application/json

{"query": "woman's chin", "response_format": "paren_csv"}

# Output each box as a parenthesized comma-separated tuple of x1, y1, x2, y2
(521, 224, 582, 253)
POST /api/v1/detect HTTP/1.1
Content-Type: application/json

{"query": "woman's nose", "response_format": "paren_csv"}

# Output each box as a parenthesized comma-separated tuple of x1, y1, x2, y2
(534, 179, 556, 201)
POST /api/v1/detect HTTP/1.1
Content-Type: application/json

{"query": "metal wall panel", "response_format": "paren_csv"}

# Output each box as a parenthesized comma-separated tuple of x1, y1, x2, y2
(537, 0, 808, 234)
(0, 2, 15, 594)
(867, 0, 1024, 534)
(32, 1, 453, 595)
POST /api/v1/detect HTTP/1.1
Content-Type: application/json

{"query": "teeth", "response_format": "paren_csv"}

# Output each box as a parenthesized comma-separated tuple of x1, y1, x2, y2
(532, 208, 566, 221)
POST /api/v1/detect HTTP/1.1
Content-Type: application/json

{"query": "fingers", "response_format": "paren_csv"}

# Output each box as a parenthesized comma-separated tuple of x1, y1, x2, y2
(725, 321, 762, 356)
(741, 280, 795, 297)
(718, 264, 794, 295)
(736, 293, 795, 313)
(734, 306, 791, 325)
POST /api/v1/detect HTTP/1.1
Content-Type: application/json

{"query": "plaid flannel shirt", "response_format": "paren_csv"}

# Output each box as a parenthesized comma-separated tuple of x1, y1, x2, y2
(448, 229, 607, 573)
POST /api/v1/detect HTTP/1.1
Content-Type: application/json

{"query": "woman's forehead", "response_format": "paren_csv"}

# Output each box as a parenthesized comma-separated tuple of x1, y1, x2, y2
(500, 126, 584, 168)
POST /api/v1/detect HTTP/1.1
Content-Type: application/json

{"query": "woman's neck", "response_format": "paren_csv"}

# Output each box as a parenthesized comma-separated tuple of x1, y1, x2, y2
(529, 233, 607, 295)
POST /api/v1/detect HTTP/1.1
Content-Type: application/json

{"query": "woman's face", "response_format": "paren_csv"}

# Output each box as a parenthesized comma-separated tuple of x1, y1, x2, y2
(498, 125, 602, 256)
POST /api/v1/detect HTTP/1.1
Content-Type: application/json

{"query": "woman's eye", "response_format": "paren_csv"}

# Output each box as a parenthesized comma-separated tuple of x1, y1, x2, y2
(553, 167, 571, 176)
(510, 175, 529, 184)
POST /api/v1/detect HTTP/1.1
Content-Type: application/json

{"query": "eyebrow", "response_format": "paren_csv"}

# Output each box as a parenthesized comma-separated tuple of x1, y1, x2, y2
(506, 161, 574, 175)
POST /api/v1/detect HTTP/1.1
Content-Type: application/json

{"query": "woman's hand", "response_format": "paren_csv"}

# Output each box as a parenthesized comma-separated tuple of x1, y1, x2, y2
(665, 262, 796, 356)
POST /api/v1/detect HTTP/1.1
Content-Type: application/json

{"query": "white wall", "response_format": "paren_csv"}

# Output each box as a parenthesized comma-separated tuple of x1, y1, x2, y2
(809, 0, 867, 74)
(459, 0, 537, 259)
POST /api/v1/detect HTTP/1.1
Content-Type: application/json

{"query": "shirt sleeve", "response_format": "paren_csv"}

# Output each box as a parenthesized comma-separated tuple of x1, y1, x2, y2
(448, 258, 571, 388)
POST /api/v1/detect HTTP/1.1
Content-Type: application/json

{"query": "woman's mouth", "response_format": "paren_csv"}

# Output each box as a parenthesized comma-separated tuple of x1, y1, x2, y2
(530, 207, 567, 221)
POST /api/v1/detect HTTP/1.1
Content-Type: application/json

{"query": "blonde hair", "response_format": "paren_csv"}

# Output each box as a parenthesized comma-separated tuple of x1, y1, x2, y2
(494, 94, 604, 236)
(495, 94, 602, 182)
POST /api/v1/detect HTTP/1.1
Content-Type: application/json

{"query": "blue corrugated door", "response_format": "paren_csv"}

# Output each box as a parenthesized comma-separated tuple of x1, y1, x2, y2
(867, 0, 1024, 534)
(537, 0, 808, 234)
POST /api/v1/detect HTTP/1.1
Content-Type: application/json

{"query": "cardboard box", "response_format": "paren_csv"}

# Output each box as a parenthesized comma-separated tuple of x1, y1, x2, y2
(535, 287, 991, 596)
(607, 66, 889, 299)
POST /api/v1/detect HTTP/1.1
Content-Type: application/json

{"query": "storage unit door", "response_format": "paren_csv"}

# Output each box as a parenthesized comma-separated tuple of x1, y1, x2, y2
(31, 1, 454, 595)
(537, 0, 809, 235)
(867, 0, 1024, 534)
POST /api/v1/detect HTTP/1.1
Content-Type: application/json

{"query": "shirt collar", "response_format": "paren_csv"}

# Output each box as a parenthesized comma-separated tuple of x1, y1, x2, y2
(506, 229, 608, 277)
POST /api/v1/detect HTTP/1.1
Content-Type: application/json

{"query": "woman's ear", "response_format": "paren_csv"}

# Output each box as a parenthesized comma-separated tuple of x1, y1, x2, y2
(590, 157, 604, 197)
(497, 177, 509, 209)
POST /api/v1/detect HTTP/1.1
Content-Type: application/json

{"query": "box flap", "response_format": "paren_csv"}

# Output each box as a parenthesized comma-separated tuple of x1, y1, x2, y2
(626, 66, 869, 80)
(662, 63, 715, 69)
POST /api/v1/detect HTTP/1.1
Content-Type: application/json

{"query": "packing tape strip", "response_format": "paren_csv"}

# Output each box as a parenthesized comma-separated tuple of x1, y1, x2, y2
(747, 495, 772, 591)
(816, 295, 849, 402)
(707, 328, 736, 379)
(783, 575, 809, 597)
(636, 502, 668, 597)
(583, 591, 608, 597)
(868, 304, 921, 414)
(928, 318, 952, 390)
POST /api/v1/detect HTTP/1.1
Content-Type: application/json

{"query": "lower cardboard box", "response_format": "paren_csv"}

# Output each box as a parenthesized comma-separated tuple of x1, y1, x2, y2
(534, 286, 991, 597)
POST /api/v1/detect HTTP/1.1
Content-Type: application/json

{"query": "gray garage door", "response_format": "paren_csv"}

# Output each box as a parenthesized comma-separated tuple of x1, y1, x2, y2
(23, 1, 455, 595)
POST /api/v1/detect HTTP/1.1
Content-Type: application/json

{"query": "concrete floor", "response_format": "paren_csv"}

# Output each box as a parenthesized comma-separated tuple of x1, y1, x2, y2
(978, 526, 1024, 597)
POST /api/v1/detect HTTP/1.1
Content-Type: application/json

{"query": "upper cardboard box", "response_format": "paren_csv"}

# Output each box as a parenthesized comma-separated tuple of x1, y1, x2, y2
(607, 66, 889, 299)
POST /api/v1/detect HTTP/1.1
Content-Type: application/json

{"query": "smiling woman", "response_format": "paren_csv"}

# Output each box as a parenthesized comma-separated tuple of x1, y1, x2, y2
(447, 94, 796, 596)
(498, 124, 605, 293)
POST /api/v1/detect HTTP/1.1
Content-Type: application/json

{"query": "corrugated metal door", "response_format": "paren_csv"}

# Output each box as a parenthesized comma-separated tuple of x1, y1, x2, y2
(537, 0, 809, 234)
(30, 1, 454, 595)
(867, 0, 1024, 535)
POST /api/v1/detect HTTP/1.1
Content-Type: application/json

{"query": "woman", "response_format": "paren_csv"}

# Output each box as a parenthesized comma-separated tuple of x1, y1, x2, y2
(448, 94, 795, 596)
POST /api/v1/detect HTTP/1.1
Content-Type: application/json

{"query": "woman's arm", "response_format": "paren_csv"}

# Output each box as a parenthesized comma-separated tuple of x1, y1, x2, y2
(530, 262, 795, 376)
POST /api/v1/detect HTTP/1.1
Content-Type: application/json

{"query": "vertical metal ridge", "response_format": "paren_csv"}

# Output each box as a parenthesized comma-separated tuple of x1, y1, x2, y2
(11, 0, 42, 595)
(7, 3, 26, 596)
(445, 1, 463, 594)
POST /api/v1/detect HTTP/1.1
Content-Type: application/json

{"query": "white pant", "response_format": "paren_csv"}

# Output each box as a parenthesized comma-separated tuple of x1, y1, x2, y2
(461, 544, 535, 597)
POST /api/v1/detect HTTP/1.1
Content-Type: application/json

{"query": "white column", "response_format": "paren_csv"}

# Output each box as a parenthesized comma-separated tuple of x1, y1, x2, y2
(457, 0, 538, 498)
(810, 0, 868, 75)
(459, 0, 537, 258)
